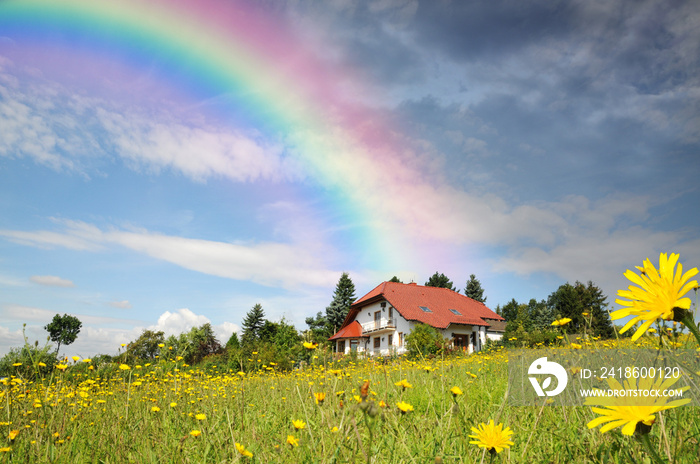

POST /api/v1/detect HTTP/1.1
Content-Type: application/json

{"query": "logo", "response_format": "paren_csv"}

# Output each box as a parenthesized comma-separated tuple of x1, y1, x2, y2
(528, 357, 568, 397)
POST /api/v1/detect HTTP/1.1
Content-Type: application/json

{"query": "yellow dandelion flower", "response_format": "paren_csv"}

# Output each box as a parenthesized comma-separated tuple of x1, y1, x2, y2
(8, 430, 19, 441)
(38, 362, 46, 367)
(570, 343, 582, 349)
(611, 253, 698, 341)
(450, 386, 463, 397)
(330, 426, 339, 433)
(56, 364, 68, 371)
(235, 442, 253, 458)
(158, 343, 164, 348)
(286, 435, 299, 447)
(314, 392, 326, 405)
(189, 430, 201, 437)
(170, 402, 177, 408)
(396, 401, 414, 414)
(71, 356, 80, 362)
(0, 447, 11, 452)
(551, 317, 572, 326)
(12, 363, 21, 367)
(395, 379, 412, 390)
(118, 364, 130, 370)
(195, 413, 206, 421)
(151, 406, 160, 412)
(585, 373, 690, 436)
(292, 419, 306, 430)
(468, 420, 514, 454)
(82, 358, 91, 363)
(303, 341, 318, 350)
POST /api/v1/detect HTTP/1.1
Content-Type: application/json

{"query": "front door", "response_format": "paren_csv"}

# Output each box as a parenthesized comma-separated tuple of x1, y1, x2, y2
(374, 311, 381, 330)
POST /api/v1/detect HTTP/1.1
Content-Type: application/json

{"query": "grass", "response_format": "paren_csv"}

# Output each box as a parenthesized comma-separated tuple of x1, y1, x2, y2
(1, 338, 699, 463)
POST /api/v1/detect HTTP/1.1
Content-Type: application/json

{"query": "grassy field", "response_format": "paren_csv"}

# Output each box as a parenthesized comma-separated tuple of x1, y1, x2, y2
(1, 338, 698, 463)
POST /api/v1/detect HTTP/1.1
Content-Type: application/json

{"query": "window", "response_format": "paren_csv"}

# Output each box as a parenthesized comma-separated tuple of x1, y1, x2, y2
(338, 340, 346, 352)
(374, 337, 381, 348)
(388, 334, 393, 346)
(350, 340, 358, 351)
(449, 308, 462, 316)
(419, 306, 432, 313)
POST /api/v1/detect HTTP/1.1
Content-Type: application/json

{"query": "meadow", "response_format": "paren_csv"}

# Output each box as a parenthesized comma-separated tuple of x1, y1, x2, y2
(1, 335, 698, 463)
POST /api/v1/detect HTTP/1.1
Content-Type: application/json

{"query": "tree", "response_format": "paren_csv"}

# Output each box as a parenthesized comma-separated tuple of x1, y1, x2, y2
(44, 314, 82, 355)
(305, 311, 331, 342)
(464, 274, 487, 303)
(499, 298, 520, 322)
(225, 332, 240, 351)
(388, 276, 403, 283)
(325, 273, 357, 333)
(547, 281, 614, 338)
(241, 304, 265, 345)
(425, 272, 458, 292)
(127, 329, 165, 360)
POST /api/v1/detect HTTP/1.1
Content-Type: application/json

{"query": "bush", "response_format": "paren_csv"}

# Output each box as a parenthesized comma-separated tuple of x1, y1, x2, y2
(404, 323, 447, 358)
(0, 341, 57, 380)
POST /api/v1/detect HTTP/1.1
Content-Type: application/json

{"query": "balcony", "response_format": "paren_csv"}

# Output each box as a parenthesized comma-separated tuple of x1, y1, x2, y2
(361, 318, 396, 334)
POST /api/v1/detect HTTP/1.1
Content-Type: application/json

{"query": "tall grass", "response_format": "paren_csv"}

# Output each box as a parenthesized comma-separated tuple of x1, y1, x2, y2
(1, 338, 698, 463)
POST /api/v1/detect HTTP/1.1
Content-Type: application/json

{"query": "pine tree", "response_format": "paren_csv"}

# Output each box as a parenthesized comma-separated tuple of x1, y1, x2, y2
(424, 272, 458, 292)
(464, 274, 487, 303)
(241, 304, 265, 345)
(325, 273, 356, 332)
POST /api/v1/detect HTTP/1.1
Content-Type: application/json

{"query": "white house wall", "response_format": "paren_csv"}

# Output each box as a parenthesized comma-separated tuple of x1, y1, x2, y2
(336, 299, 495, 356)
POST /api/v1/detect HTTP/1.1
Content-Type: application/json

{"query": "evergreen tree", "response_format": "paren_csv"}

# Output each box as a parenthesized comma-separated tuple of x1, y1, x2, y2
(225, 332, 240, 350)
(547, 281, 614, 338)
(388, 276, 403, 283)
(464, 274, 487, 303)
(424, 272, 458, 292)
(305, 311, 331, 342)
(529, 298, 555, 331)
(241, 304, 265, 345)
(325, 273, 357, 332)
(500, 298, 520, 322)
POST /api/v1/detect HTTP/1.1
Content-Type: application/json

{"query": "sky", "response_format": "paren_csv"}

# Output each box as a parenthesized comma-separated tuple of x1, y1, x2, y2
(0, 0, 698, 359)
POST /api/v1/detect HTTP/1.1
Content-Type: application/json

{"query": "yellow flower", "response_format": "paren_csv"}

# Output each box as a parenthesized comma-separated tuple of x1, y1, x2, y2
(71, 356, 80, 362)
(119, 364, 130, 370)
(585, 373, 690, 436)
(38, 362, 46, 367)
(468, 420, 515, 454)
(82, 358, 91, 363)
(450, 386, 463, 397)
(396, 401, 414, 414)
(292, 419, 306, 430)
(286, 435, 299, 447)
(12, 363, 21, 367)
(611, 253, 698, 341)
(151, 406, 160, 412)
(0, 447, 11, 452)
(170, 402, 177, 408)
(195, 413, 206, 421)
(235, 442, 253, 458)
(570, 343, 582, 349)
(158, 343, 164, 348)
(314, 392, 326, 405)
(56, 364, 68, 371)
(551, 317, 572, 326)
(189, 430, 201, 437)
(8, 430, 19, 441)
(395, 379, 413, 390)
(303, 341, 318, 350)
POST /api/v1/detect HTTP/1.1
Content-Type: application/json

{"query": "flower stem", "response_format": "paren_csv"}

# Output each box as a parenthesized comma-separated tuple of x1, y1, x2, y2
(638, 433, 666, 464)
(681, 313, 700, 347)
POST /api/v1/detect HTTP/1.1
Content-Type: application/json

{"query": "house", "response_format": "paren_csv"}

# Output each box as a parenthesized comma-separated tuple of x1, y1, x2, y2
(329, 281, 506, 356)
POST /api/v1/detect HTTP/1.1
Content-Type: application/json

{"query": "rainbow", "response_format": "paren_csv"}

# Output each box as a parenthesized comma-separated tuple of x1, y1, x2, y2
(0, 0, 448, 274)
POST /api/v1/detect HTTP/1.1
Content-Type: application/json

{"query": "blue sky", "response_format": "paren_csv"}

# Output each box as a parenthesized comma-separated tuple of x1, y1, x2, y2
(1, 0, 699, 358)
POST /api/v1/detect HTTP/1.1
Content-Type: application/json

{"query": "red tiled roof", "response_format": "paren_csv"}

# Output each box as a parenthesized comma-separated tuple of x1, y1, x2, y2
(328, 320, 365, 340)
(337, 282, 505, 333)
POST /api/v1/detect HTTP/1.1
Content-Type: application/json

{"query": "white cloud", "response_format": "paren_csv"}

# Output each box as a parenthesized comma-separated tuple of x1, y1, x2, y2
(149, 308, 210, 337)
(108, 300, 132, 309)
(0, 220, 341, 289)
(30, 275, 75, 287)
